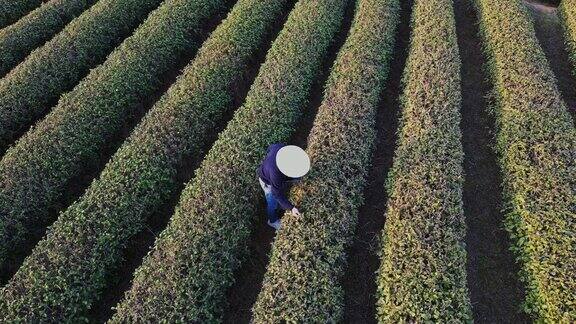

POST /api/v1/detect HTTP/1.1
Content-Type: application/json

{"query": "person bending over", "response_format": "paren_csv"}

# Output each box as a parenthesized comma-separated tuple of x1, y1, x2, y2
(257, 143, 310, 231)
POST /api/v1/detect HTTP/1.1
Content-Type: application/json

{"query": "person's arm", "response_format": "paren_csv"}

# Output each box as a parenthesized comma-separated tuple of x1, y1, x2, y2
(271, 185, 301, 216)
(271, 185, 294, 211)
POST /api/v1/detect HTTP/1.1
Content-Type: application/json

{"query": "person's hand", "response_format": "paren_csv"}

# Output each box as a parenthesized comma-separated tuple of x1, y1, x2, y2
(291, 207, 301, 217)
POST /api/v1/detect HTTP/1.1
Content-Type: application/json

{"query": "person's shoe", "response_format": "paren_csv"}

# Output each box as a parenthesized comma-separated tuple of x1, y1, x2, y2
(267, 220, 281, 231)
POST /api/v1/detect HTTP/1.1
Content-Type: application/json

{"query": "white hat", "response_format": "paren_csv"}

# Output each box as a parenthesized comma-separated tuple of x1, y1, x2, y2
(276, 145, 310, 178)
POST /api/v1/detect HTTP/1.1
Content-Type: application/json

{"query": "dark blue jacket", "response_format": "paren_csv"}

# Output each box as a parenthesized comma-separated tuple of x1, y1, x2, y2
(257, 143, 297, 210)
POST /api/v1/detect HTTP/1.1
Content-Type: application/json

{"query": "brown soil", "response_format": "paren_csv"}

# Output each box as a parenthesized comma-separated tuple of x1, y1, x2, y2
(222, 2, 357, 322)
(454, 0, 530, 322)
(340, 0, 411, 323)
(526, 0, 576, 122)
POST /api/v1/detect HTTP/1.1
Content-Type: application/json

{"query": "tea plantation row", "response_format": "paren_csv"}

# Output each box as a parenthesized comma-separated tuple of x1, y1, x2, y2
(0, 0, 573, 322)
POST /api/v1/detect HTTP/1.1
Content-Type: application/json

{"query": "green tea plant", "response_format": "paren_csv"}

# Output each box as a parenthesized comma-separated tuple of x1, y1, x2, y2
(0, 0, 96, 77)
(560, 0, 576, 93)
(252, 0, 399, 321)
(475, 0, 576, 321)
(0, 0, 227, 287)
(0, 0, 289, 321)
(375, 0, 473, 321)
(111, 0, 348, 321)
(0, 0, 163, 151)
(0, 0, 42, 29)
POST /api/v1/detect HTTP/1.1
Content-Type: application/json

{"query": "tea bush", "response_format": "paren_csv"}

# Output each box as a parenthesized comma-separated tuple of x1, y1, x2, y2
(375, 0, 473, 321)
(0, 0, 227, 291)
(0, 0, 96, 77)
(252, 0, 399, 321)
(475, 0, 576, 321)
(111, 0, 348, 321)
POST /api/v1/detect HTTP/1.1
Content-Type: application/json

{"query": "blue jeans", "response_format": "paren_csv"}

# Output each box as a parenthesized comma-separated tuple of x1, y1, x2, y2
(259, 178, 279, 223)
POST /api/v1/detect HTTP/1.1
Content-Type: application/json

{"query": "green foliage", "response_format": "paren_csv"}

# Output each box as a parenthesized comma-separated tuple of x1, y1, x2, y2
(0, 0, 291, 321)
(252, 0, 399, 322)
(0, 0, 162, 152)
(0, 0, 41, 29)
(375, 0, 472, 321)
(475, 0, 576, 321)
(110, 0, 347, 321)
(560, 0, 576, 82)
(0, 0, 96, 77)
(0, 0, 227, 297)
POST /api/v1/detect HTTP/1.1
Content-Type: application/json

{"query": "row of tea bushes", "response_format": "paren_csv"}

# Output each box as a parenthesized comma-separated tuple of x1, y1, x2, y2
(0, 0, 291, 321)
(0, 0, 163, 152)
(475, 0, 576, 321)
(0, 0, 96, 77)
(375, 0, 473, 321)
(0, 0, 42, 29)
(560, 0, 576, 104)
(252, 0, 400, 321)
(0, 0, 227, 288)
(111, 0, 348, 321)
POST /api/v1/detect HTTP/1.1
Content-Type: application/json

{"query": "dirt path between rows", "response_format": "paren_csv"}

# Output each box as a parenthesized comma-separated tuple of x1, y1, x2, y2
(454, 0, 530, 322)
(340, 1, 411, 323)
(222, 1, 357, 322)
(526, 0, 576, 122)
